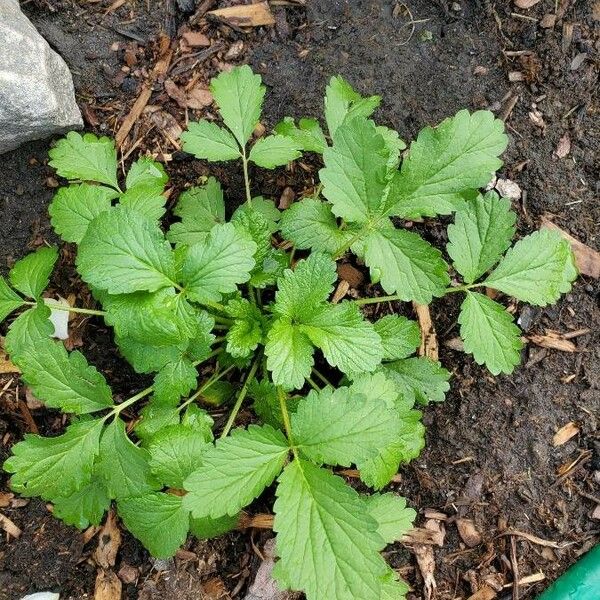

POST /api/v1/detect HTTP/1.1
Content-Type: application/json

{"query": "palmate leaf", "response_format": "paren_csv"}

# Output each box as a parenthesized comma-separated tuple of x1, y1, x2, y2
(4, 419, 104, 501)
(273, 460, 388, 600)
(210, 65, 265, 146)
(274, 117, 327, 153)
(363, 227, 449, 303)
(0, 277, 24, 323)
(292, 386, 400, 467)
(225, 298, 264, 358)
(49, 184, 118, 244)
(373, 315, 421, 360)
(9, 247, 58, 299)
(231, 203, 273, 267)
(248, 135, 302, 168)
(77, 206, 176, 294)
(125, 156, 168, 192)
(181, 120, 241, 161)
(383, 110, 508, 218)
(365, 493, 416, 545)
(52, 479, 110, 529)
(447, 191, 516, 283)
(181, 223, 256, 303)
(383, 357, 450, 405)
(484, 229, 577, 306)
(459, 292, 524, 375)
(48, 132, 119, 189)
(183, 424, 289, 519)
(320, 117, 390, 224)
(118, 185, 166, 221)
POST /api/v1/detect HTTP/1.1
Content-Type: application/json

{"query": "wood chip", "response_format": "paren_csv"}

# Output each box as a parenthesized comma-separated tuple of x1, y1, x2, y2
(528, 332, 577, 352)
(95, 511, 122, 569)
(337, 263, 364, 288)
(0, 351, 19, 373)
(540, 13, 556, 28)
(413, 545, 436, 600)
(592, 505, 600, 520)
(182, 31, 210, 47)
(498, 529, 568, 549)
(164, 78, 188, 108)
(208, 2, 275, 27)
(413, 303, 438, 361)
(331, 280, 350, 304)
(554, 132, 571, 158)
(509, 71, 525, 82)
(553, 422, 580, 446)
(456, 518, 483, 547)
(570, 52, 587, 71)
(401, 527, 443, 546)
(278, 186, 295, 210)
(0, 511, 22, 538)
(0, 492, 14, 508)
(117, 564, 138, 584)
(94, 570, 122, 600)
(540, 215, 600, 278)
(467, 586, 497, 600)
(514, 0, 541, 7)
(186, 85, 213, 109)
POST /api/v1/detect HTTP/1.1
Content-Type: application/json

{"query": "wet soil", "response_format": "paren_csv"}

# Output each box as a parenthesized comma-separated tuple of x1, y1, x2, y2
(1, 1, 599, 599)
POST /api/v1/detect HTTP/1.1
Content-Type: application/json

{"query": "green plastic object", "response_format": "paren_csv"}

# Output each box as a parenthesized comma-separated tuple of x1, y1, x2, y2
(537, 544, 600, 599)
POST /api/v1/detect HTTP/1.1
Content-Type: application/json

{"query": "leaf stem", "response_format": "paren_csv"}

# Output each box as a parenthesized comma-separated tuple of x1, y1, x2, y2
(444, 283, 481, 294)
(332, 224, 369, 260)
(311, 368, 334, 388)
(306, 376, 321, 392)
(241, 147, 253, 207)
(26, 301, 106, 317)
(277, 386, 297, 458)
(178, 363, 236, 412)
(106, 385, 154, 420)
(353, 294, 403, 306)
(220, 355, 260, 438)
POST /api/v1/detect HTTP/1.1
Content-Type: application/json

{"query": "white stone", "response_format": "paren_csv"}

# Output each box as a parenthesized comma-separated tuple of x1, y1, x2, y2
(0, 0, 82, 153)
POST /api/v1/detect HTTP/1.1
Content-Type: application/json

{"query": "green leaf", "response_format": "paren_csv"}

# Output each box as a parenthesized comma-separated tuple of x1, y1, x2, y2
(274, 117, 327, 153)
(167, 178, 226, 246)
(16, 338, 113, 414)
(292, 386, 400, 467)
(459, 292, 523, 375)
(484, 229, 576, 306)
(324, 75, 380, 137)
(376, 125, 406, 176)
(134, 402, 181, 443)
(279, 198, 353, 254)
(249, 135, 301, 168)
(231, 203, 273, 267)
(48, 132, 119, 189)
(4, 304, 54, 360)
(181, 223, 256, 303)
(116, 335, 182, 374)
(0, 276, 24, 323)
(53, 479, 110, 529)
(273, 252, 337, 321)
(250, 248, 289, 289)
(383, 357, 450, 405)
(365, 493, 416, 544)
(126, 156, 168, 192)
(363, 228, 449, 303)
(119, 185, 166, 221)
(210, 65, 265, 146)
(225, 298, 264, 358)
(447, 192, 516, 283)
(4, 419, 104, 500)
(265, 318, 315, 390)
(183, 424, 289, 519)
(49, 184, 117, 244)
(273, 460, 387, 600)
(190, 513, 239, 539)
(373, 315, 421, 360)
(97, 418, 159, 499)
(153, 357, 198, 405)
(300, 302, 383, 375)
(181, 404, 214, 439)
(118, 492, 189, 558)
(248, 379, 300, 429)
(149, 425, 209, 488)
(77, 206, 175, 294)
(384, 110, 508, 218)
(181, 120, 241, 161)
(381, 570, 410, 599)
(320, 117, 389, 224)
(9, 247, 58, 299)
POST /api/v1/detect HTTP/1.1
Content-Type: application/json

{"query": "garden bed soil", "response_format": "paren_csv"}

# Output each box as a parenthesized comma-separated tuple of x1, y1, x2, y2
(1, 1, 599, 599)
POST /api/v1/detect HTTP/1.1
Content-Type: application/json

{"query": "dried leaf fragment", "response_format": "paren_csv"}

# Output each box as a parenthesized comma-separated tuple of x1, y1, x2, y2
(94, 570, 122, 600)
(554, 133, 571, 158)
(514, 0, 541, 7)
(208, 2, 275, 27)
(553, 422, 579, 446)
(456, 518, 482, 547)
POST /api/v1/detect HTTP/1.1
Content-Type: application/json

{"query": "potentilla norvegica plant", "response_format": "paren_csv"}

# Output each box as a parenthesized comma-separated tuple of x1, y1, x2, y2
(0, 65, 576, 599)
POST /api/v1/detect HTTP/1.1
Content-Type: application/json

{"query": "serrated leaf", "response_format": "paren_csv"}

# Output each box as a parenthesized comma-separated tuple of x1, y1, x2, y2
(273, 252, 337, 321)
(373, 315, 421, 360)
(459, 292, 523, 375)
(119, 185, 166, 221)
(118, 492, 189, 558)
(153, 357, 198, 405)
(181, 223, 256, 303)
(292, 385, 400, 467)
(383, 357, 450, 405)
(324, 75, 380, 137)
(167, 178, 226, 246)
(376, 125, 406, 176)
(248, 379, 300, 429)
(126, 156, 168, 192)
(366, 493, 416, 544)
(231, 203, 273, 267)
(273, 460, 387, 600)
(181, 404, 214, 439)
(363, 227, 449, 303)
(16, 338, 113, 414)
(210, 65, 265, 146)
(9, 247, 58, 299)
(49, 184, 117, 244)
(183, 424, 289, 519)
(484, 229, 576, 306)
(384, 110, 508, 218)
(4, 419, 104, 500)
(0, 276, 24, 323)
(279, 198, 353, 254)
(77, 206, 175, 294)
(250, 248, 289, 289)
(265, 317, 315, 390)
(249, 135, 301, 168)
(97, 418, 159, 499)
(149, 425, 209, 488)
(447, 191, 516, 283)
(53, 479, 110, 529)
(181, 120, 241, 161)
(190, 513, 239, 539)
(381, 569, 410, 599)
(4, 304, 54, 360)
(225, 298, 263, 358)
(134, 402, 181, 442)
(320, 117, 389, 224)
(300, 302, 383, 375)
(116, 335, 182, 374)
(48, 132, 119, 189)
(274, 117, 327, 153)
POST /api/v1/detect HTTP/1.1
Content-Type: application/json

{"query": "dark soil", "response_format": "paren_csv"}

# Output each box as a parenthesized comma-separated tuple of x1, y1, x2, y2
(1, 1, 599, 599)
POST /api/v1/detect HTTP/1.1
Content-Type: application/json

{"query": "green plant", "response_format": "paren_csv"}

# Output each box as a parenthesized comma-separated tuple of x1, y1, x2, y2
(0, 66, 576, 599)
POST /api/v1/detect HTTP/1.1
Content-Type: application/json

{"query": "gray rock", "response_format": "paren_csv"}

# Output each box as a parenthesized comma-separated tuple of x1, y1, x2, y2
(0, 0, 82, 153)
